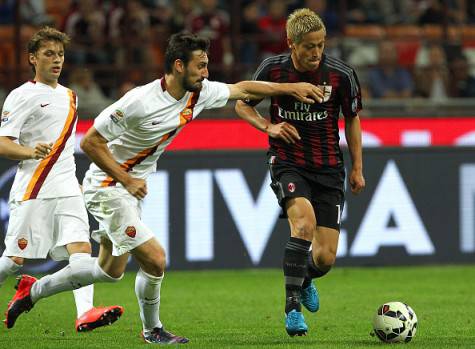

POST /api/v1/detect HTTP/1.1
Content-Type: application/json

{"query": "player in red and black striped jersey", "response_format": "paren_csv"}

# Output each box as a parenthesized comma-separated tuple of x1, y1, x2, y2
(236, 8, 365, 336)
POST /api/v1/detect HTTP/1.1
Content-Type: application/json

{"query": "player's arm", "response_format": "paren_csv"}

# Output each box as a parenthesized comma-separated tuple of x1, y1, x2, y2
(0, 136, 52, 160)
(344, 115, 365, 194)
(234, 101, 300, 144)
(227, 81, 324, 104)
(80, 127, 147, 199)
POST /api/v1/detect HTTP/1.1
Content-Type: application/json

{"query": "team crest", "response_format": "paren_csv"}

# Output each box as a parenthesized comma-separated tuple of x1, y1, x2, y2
(110, 109, 125, 124)
(1, 111, 9, 124)
(288, 183, 296, 193)
(180, 108, 193, 123)
(317, 84, 332, 102)
(17, 238, 28, 250)
(125, 226, 136, 238)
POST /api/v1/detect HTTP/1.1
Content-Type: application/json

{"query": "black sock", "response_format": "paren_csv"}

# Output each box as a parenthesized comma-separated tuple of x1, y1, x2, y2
(306, 253, 330, 279)
(283, 237, 311, 314)
(302, 277, 312, 289)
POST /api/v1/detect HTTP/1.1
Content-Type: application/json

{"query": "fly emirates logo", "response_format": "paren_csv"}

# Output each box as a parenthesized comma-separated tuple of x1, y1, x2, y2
(277, 102, 328, 122)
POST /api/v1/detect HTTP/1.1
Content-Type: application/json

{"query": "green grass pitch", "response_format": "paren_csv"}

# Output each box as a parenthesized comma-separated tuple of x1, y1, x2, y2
(0, 265, 474, 348)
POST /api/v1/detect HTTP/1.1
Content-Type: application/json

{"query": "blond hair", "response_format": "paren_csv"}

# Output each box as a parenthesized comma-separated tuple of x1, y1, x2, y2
(286, 8, 326, 44)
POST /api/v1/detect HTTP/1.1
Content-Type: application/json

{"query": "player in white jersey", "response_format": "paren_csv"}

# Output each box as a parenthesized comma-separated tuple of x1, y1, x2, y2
(0, 27, 123, 332)
(5, 32, 324, 344)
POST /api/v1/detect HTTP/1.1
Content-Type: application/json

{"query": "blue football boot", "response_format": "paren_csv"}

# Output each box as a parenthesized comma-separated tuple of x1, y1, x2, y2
(285, 309, 308, 336)
(301, 281, 320, 313)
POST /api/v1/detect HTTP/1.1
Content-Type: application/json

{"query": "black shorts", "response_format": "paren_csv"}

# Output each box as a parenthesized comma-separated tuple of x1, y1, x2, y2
(268, 156, 345, 230)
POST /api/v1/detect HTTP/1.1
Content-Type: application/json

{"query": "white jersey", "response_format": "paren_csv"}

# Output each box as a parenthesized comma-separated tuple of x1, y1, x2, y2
(0, 81, 82, 201)
(84, 78, 230, 187)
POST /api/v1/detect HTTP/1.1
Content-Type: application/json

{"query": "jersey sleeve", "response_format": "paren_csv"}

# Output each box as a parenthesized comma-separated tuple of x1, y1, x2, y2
(339, 68, 363, 118)
(93, 89, 143, 141)
(201, 80, 230, 109)
(244, 58, 271, 107)
(0, 90, 33, 139)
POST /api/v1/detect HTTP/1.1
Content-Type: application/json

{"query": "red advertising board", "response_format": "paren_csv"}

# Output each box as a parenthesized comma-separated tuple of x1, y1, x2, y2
(76, 117, 475, 150)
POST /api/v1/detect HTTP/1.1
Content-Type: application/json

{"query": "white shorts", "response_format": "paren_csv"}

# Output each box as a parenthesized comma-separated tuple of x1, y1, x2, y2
(83, 180, 154, 256)
(3, 196, 90, 261)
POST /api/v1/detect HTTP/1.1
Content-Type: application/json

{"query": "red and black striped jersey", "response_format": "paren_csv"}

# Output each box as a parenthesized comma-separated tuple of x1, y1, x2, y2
(248, 53, 362, 173)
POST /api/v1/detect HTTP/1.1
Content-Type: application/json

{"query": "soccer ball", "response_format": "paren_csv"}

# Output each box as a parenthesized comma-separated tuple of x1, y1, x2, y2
(372, 301, 418, 343)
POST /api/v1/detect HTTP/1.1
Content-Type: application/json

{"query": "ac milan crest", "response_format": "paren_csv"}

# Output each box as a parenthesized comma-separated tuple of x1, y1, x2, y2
(125, 226, 136, 238)
(18, 238, 28, 250)
(288, 182, 296, 193)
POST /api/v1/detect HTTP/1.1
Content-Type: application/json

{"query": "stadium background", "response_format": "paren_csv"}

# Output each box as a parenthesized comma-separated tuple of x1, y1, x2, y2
(0, 0, 474, 273)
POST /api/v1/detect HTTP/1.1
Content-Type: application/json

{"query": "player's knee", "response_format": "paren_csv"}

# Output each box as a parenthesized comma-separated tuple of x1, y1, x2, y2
(292, 221, 315, 240)
(9, 256, 24, 266)
(139, 252, 166, 277)
(146, 256, 166, 277)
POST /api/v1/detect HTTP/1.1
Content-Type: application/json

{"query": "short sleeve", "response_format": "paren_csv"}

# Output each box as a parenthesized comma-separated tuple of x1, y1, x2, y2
(202, 79, 230, 109)
(0, 90, 33, 139)
(93, 89, 143, 141)
(340, 68, 363, 118)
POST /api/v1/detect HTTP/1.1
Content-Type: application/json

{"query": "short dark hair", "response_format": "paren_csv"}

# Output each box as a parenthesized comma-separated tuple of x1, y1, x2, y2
(164, 32, 210, 74)
(27, 27, 70, 73)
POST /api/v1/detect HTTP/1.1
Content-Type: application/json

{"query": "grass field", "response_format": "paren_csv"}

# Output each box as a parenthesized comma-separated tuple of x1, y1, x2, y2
(0, 265, 474, 349)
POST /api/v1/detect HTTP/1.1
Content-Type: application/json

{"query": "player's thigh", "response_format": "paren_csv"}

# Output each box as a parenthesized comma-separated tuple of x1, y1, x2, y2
(311, 188, 344, 258)
(53, 196, 91, 259)
(313, 225, 339, 257)
(84, 187, 154, 256)
(286, 197, 317, 240)
(3, 199, 53, 259)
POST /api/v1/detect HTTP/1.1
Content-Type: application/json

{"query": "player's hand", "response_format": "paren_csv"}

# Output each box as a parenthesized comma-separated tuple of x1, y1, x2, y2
(124, 177, 148, 199)
(31, 142, 53, 159)
(291, 82, 324, 104)
(266, 122, 301, 144)
(349, 168, 365, 195)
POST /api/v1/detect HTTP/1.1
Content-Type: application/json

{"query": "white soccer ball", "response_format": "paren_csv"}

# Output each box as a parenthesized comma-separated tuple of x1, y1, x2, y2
(372, 301, 418, 343)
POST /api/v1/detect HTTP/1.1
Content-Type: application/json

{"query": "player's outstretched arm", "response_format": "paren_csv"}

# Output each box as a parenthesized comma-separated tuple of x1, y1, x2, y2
(345, 115, 365, 194)
(80, 127, 148, 199)
(228, 81, 323, 104)
(235, 101, 300, 144)
(0, 136, 52, 160)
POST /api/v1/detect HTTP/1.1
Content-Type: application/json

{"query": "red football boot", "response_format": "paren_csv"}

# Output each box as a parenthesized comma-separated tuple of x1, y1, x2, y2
(75, 305, 124, 332)
(4, 275, 37, 329)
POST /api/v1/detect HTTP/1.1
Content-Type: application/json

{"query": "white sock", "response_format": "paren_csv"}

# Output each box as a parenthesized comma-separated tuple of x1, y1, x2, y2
(135, 268, 163, 334)
(30, 253, 120, 303)
(0, 256, 22, 287)
(70, 253, 94, 317)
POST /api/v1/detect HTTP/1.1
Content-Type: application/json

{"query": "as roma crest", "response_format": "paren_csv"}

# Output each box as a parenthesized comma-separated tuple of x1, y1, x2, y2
(180, 108, 193, 123)
(125, 226, 136, 238)
(18, 238, 28, 250)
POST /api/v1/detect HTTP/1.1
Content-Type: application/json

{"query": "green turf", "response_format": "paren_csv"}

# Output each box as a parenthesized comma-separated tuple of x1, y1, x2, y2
(0, 265, 474, 348)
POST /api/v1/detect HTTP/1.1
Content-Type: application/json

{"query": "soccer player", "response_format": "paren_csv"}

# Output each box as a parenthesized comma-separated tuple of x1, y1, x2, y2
(0, 27, 123, 332)
(4, 32, 324, 344)
(235, 8, 365, 336)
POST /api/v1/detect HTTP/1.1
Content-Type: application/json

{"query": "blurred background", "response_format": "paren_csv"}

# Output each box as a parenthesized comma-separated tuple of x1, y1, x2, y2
(0, 0, 474, 271)
(2, 0, 475, 117)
